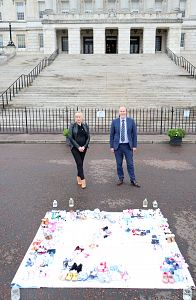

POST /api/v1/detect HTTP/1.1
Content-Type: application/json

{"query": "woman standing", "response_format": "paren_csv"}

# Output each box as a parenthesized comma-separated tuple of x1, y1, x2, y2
(67, 112, 90, 189)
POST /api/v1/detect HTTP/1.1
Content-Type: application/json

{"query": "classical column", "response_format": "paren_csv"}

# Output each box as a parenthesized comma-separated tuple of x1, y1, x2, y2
(52, 0, 57, 12)
(189, 0, 196, 17)
(167, 27, 181, 54)
(120, 0, 129, 12)
(168, 0, 179, 12)
(70, 0, 78, 12)
(118, 27, 130, 54)
(45, 0, 53, 10)
(95, 0, 104, 12)
(68, 28, 80, 54)
(162, 0, 167, 13)
(184, 0, 192, 17)
(43, 27, 57, 54)
(144, 0, 154, 12)
(93, 27, 105, 54)
(139, 0, 144, 12)
(143, 26, 156, 53)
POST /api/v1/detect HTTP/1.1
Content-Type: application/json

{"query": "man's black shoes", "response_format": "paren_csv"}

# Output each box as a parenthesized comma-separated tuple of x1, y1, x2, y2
(131, 180, 141, 188)
(116, 179, 141, 187)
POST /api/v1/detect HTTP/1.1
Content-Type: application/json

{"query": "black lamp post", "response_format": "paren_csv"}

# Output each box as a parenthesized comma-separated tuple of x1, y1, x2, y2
(7, 22, 15, 46)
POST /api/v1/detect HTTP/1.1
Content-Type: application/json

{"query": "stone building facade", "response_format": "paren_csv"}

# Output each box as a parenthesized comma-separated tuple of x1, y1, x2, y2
(0, 0, 196, 55)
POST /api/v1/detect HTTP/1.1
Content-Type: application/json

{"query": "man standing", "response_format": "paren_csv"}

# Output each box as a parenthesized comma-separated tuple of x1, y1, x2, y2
(110, 106, 140, 187)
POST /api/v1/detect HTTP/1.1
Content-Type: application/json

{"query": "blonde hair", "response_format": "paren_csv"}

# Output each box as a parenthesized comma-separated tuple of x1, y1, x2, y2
(75, 112, 83, 121)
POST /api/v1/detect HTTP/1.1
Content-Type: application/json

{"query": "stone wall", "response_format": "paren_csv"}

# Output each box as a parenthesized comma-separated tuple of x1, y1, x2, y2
(0, 0, 196, 54)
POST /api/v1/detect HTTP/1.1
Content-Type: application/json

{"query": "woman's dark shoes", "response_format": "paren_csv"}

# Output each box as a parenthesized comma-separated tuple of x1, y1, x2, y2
(116, 179, 123, 186)
(131, 180, 141, 188)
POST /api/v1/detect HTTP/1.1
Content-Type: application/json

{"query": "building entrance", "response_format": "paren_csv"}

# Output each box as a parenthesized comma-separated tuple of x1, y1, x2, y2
(83, 37, 93, 54)
(130, 37, 140, 53)
(155, 36, 162, 52)
(61, 37, 68, 52)
(106, 37, 117, 53)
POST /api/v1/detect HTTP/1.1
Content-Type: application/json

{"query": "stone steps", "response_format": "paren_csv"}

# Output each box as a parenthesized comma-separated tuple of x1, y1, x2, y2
(5, 53, 196, 108)
(0, 54, 45, 94)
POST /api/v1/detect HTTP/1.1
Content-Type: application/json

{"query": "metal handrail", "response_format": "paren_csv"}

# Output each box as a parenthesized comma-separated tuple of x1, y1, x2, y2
(0, 49, 59, 109)
(47, 49, 59, 66)
(166, 47, 196, 79)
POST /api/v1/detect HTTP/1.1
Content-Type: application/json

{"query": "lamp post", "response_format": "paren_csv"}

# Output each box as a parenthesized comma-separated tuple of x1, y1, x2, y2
(7, 22, 15, 46)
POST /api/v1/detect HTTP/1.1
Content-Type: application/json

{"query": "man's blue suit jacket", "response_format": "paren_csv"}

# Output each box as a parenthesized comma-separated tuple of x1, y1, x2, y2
(110, 117, 137, 150)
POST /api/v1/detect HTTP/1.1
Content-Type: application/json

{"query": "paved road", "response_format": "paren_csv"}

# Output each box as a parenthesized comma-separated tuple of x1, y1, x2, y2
(0, 143, 196, 300)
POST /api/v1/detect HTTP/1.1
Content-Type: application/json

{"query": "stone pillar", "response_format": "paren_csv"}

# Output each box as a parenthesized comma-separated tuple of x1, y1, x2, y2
(167, 27, 181, 54)
(118, 27, 130, 54)
(95, 0, 104, 12)
(94, 27, 105, 54)
(169, 0, 180, 12)
(120, 0, 129, 11)
(68, 28, 80, 54)
(185, 0, 191, 17)
(43, 27, 57, 54)
(144, 0, 154, 12)
(45, 0, 53, 10)
(143, 27, 156, 53)
(70, 0, 78, 12)
(52, 0, 57, 12)
(189, 1, 196, 17)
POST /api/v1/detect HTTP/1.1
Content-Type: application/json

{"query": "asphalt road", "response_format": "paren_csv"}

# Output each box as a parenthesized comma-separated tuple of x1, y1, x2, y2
(0, 143, 196, 300)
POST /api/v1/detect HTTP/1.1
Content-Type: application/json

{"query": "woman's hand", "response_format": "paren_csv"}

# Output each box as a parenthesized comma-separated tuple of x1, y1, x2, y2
(79, 146, 85, 152)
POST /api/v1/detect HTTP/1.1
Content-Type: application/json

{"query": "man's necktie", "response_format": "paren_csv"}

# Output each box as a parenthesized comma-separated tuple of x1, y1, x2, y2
(121, 119, 125, 142)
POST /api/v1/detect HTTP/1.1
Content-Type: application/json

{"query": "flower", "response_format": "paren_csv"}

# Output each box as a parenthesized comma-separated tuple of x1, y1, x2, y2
(167, 128, 186, 138)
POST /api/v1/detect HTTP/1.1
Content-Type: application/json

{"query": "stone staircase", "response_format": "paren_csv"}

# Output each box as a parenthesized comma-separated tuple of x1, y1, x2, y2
(0, 53, 45, 94)
(6, 54, 196, 109)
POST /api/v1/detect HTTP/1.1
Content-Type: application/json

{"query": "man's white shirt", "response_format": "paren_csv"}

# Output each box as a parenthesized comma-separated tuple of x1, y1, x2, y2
(120, 117, 129, 143)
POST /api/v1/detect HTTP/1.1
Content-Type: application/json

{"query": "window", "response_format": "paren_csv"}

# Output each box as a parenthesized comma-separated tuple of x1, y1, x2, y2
(84, 0, 92, 12)
(0, 35, 3, 48)
(180, 33, 185, 48)
(61, 0, 69, 12)
(155, 0, 162, 12)
(38, 1, 45, 18)
(16, 2, 25, 20)
(17, 34, 26, 48)
(131, 0, 139, 12)
(39, 33, 44, 48)
(180, 0, 186, 17)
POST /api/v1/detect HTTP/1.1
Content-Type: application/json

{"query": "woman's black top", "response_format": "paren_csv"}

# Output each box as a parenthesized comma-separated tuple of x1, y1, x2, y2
(75, 124, 87, 146)
(68, 122, 90, 149)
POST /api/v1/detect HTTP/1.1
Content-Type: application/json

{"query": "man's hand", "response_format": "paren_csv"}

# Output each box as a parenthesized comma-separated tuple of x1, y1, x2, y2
(110, 148, 114, 153)
(133, 147, 137, 152)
